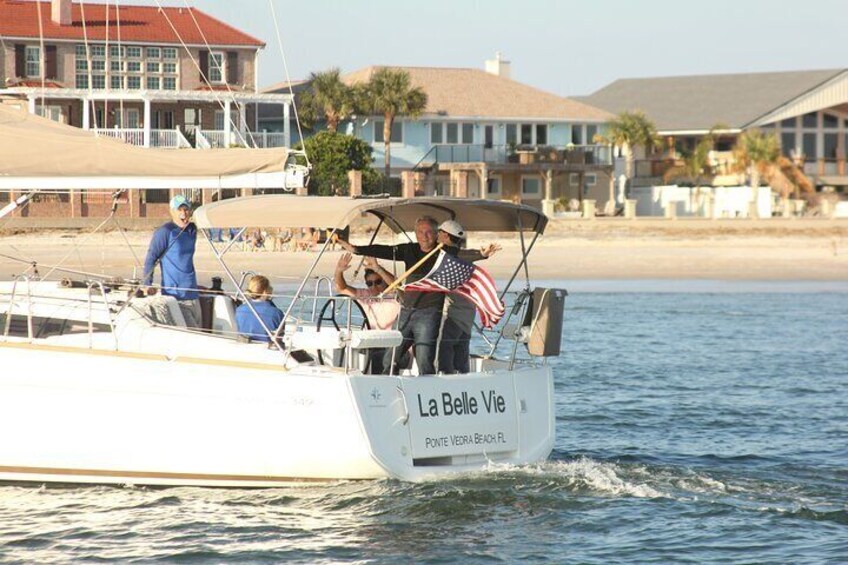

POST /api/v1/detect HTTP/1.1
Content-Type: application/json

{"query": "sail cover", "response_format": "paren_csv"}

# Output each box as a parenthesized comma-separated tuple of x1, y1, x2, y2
(0, 103, 289, 189)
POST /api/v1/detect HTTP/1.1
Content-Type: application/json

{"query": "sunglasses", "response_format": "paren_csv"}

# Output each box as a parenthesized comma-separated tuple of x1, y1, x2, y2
(365, 279, 385, 287)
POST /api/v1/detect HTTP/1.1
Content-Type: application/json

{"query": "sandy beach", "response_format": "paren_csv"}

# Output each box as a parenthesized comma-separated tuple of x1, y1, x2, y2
(1, 218, 846, 283)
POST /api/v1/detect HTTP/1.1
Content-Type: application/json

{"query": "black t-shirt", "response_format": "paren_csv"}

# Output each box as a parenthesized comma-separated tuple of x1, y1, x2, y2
(355, 242, 459, 310)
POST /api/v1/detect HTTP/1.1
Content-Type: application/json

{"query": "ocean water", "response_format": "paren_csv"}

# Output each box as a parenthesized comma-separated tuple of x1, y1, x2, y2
(0, 282, 846, 563)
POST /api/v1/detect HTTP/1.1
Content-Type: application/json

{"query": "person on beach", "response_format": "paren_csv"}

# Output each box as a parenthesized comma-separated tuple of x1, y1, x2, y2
(334, 253, 400, 374)
(143, 194, 200, 328)
(235, 275, 284, 343)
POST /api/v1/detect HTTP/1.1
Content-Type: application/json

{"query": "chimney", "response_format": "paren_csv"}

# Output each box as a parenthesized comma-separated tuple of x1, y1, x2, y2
(51, 0, 72, 26)
(484, 51, 511, 79)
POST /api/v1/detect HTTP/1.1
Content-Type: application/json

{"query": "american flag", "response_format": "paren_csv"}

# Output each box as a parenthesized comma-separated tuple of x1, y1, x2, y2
(404, 251, 505, 328)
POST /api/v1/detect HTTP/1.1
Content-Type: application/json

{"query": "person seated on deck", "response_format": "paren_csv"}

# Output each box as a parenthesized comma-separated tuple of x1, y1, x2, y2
(235, 275, 283, 343)
(334, 253, 400, 374)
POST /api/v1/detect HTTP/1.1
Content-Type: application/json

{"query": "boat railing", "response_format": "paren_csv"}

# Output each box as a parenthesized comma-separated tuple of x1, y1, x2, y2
(2, 274, 34, 341)
(87, 280, 118, 350)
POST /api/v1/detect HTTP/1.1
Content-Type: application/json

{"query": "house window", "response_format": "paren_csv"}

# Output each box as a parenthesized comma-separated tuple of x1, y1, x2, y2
(486, 177, 501, 197)
(586, 124, 598, 144)
(91, 75, 106, 89)
(147, 61, 160, 73)
(90, 45, 105, 57)
(76, 59, 88, 72)
(781, 132, 796, 157)
(127, 76, 141, 90)
(127, 46, 142, 59)
(146, 47, 161, 59)
(147, 76, 160, 90)
(163, 62, 177, 74)
(75, 44, 87, 57)
(374, 120, 403, 143)
(75, 74, 88, 88)
(461, 123, 474, 145)
(91, 60, 106, 72)
(824, 114, 838, 129)
(801, 112, 817, 128)
(521, 177, 541, 197)
(802, 133, 816, 158)
(163, 47, 177, 60)
(446, 123, 458, 144)
(36, 105, 63, 122)
(824, 133, 838, 158)
(585, 173, 597, 186)
(163, 77, 177, 91)
(109, 45, 125, 58)
(25, 46, 40, 77)
(209, 51, 225, 83)
(781, 118, 796, 129)
(506, 124, 517, 145)
(571, 125, 583, 145)
(520, 124, 533, 145)
(127, 61, 141, 73)
(430, 123, 443, 144)
(535, 124, 547, 145)
(110, 60, 124, 72)
(110, 75, 123, 89)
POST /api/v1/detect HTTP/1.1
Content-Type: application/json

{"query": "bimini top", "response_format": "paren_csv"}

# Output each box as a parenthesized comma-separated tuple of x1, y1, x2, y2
(193, 196, 548, 234)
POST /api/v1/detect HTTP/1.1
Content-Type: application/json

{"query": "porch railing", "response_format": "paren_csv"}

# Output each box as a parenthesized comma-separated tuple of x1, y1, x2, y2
(95, 128, 191, 149)
(413, 144, 613, 169)
(244, 131, 288, 148)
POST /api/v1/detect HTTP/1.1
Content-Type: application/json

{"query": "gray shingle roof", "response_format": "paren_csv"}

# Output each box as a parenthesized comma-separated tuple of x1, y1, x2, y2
(580, 69, 846, 132)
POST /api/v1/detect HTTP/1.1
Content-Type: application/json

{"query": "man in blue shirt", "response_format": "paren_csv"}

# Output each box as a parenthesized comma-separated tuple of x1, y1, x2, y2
(143, 194, 201, 328)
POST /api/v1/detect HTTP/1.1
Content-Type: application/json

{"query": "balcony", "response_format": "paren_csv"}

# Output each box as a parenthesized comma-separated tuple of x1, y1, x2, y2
(414, 144, 613, 171)
(96, 128, 192, 149)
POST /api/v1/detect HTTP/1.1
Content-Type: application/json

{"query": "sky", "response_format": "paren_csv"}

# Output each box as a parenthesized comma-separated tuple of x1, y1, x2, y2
(181, 0, 847, 96)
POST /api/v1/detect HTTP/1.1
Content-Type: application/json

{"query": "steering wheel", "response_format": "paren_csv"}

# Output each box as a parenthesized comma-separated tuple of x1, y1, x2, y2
(316, 295, 371, 369)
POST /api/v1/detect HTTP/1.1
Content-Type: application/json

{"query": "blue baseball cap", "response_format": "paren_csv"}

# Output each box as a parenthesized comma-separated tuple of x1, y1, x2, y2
(169, 194, 192, 210)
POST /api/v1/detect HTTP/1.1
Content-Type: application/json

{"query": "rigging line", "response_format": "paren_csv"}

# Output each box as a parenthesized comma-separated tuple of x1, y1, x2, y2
(40, 213, 115, 281)
(79, 1, 97, 132)
(182, 0, 250, 146)
(34, 0, 45, 114)
(110, 214, 142, 271)
(268, 0, 309, 165)
(151, 0, 249, 148)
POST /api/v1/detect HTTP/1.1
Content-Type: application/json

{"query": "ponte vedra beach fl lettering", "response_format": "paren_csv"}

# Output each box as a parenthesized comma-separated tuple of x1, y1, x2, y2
(417, 389, 507, 417)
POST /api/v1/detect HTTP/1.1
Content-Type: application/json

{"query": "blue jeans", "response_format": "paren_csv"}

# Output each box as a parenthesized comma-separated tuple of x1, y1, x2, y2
(438, 317, 470, 374)
(385, 307, 441, 375)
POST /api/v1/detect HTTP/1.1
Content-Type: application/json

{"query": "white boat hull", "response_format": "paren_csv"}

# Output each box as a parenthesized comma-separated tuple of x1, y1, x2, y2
(0, 342, 554, 486)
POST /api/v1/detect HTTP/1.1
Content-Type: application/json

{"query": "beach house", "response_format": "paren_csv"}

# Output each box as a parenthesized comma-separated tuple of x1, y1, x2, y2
(0, 0, 293, 150)
(263, 54, 616, 214)
(582, 69, 848, 192)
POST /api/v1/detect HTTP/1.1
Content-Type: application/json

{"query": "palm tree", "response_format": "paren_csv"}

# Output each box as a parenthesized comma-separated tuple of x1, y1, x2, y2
(361, 68, 427, 179)
(598, 111, 659, 195)
(733, 129, 780, 216)
(300, 68, 355, 133)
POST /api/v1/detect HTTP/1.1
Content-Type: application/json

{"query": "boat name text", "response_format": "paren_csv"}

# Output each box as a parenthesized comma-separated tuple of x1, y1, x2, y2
(416, 390, 506, 418)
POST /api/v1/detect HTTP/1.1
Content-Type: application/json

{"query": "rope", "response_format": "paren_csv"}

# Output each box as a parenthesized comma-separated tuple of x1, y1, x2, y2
(268, 0, 309, 166)
(115, 0, 124, 125)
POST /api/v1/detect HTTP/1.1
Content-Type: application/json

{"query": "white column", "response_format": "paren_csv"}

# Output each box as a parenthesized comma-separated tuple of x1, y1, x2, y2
(238, 102, 247, 136)
(143, 98, 151, 148)
(82, 98, 90, 130)
(27, 95, 36, 115)
(283, 101, 291, 148)
(224, 99, 232, 146)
